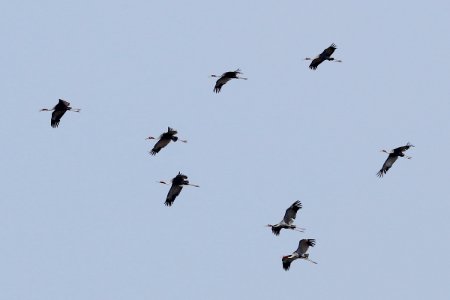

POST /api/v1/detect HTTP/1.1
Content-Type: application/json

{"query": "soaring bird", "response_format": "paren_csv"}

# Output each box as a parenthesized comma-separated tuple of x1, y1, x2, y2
(282, 239, 317, 270)
(159, 172, 199, 206)
(40, 99, 80, 128)
(146, 127, 187, 155)
(267, 200, 304, 236)
(377, 143, 414, 177)
(305, 43, 342, 70)
(210, 69, 247, 93)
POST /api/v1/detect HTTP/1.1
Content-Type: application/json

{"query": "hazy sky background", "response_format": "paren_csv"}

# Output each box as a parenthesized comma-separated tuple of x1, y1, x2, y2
(1, 1, 450, 299)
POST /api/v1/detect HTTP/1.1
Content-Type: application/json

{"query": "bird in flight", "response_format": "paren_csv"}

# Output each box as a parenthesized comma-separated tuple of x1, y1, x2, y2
(159, 172, 199, 206)
(282, 239, 317, 270)
(146, 127, 187, 155)
(40, 99, 80, 128)
(377, 143, 414, 177)
(210, 69, 247, 93)
(267, 200, 305, 236)
(305, 43, 342, 70)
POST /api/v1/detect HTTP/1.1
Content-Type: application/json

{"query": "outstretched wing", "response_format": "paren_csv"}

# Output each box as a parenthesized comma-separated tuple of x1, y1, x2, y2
(51, 109, 67, 128)
(214, 77, 232, 93)
(271, 226, 281, 236)
(283, 200, 302, 225)
(309, 57, 325, 70)
(377, 154, 398, 177)
(393, 143, 413, 154)
(165, 184, 183, 206)
(150, 138, 171, 155)
(58, 99, 71, 107)
(282, 254, 297, 271)
(296, 239, 315, 256)
(167, 127, 178, 135)
(321, 43, 337, 57)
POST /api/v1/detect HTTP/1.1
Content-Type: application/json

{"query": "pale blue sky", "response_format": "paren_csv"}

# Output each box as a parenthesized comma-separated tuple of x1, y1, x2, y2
(1, 1, 450, 299)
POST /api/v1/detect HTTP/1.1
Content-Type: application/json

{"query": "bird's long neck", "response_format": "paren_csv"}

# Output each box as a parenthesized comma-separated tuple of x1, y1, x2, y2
(40, 108, 54, 112)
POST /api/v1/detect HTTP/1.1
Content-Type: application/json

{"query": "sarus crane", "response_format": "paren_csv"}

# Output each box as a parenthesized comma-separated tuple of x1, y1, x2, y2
(267, 200, 305, 236)
(210, 69, 247, 93)
(305, 43, 342, 70)
(377, 143, 414, 177)
(146, 127, 187, 155)
(282, 239, 317, 270)
(159, 172, 199, 206)
(40, 99, 80, 128)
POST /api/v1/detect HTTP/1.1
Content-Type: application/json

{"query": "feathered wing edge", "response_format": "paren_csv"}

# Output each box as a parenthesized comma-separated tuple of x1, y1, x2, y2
(282, 256, 294, 271)
(271, 226, 281, 236)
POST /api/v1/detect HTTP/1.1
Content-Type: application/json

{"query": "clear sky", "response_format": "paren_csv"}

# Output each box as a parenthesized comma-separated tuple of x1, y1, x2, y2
(1, 1, 450, 299)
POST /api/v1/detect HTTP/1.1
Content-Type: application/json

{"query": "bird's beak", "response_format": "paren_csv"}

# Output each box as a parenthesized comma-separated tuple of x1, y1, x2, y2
(146, 137, 155, 140)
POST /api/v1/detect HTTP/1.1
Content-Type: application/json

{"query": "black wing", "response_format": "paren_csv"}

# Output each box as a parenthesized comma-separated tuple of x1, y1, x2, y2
(296, 239, 315, 256)
(283, 201, 302, 225)
(172, 173, 188, 184)
(377, 154, 398, 177)
(167, 127, 178, 135)
(309, 57, 325, 70)
(214, 77, 232, 93)
(282, 255, 295, 271)
(51, 109, 67, 128)
(150, 138, 171, 155)
(393, 143, 414, 154)
(57, 99, 71, 107)
(321, 43, 337, 57)
(271, 226, 281, 236)
(165, 184, 183, 206)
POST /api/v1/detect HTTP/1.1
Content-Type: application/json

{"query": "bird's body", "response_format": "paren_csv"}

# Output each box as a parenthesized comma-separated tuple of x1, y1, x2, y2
(211, 69, 247, 93)
(377, 143, 414, 177)
(305, 43, 342, 70)
(40, 99, 80, 128)
(147, 127, 187, 155)
(282, 239, 317, 270)
(267, 200, 304, 236)
(159, 172, 199, 206)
